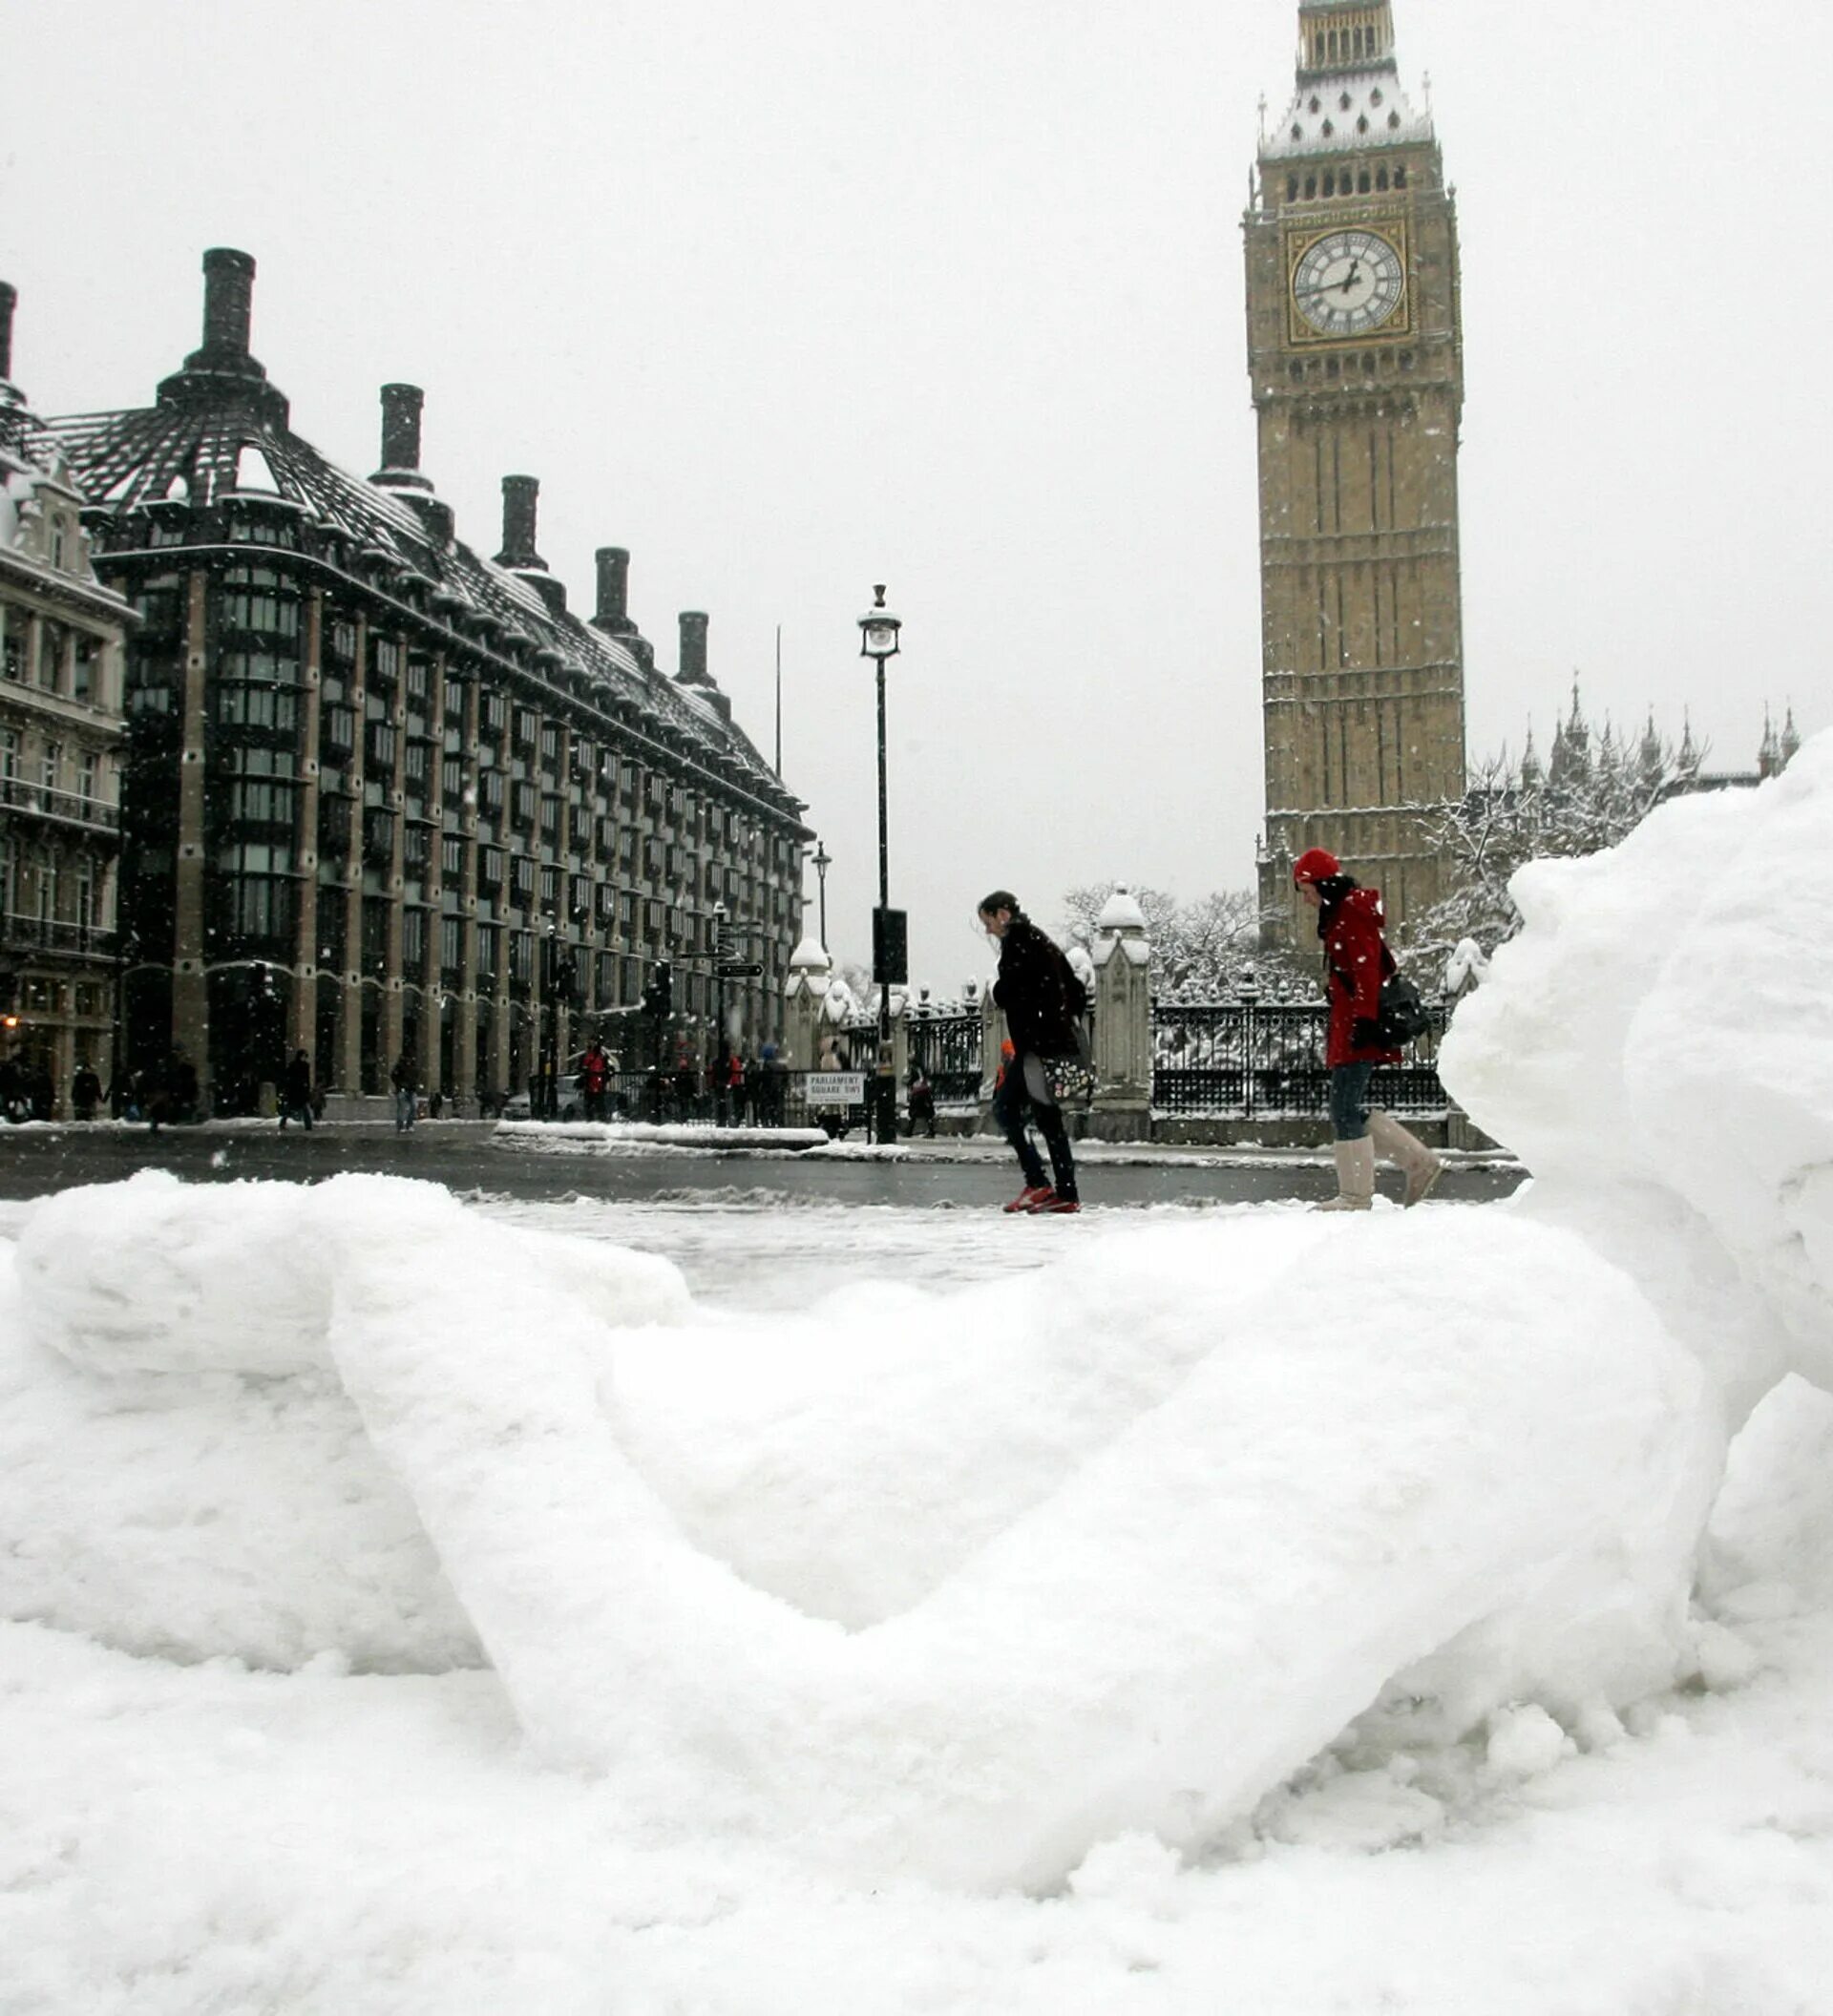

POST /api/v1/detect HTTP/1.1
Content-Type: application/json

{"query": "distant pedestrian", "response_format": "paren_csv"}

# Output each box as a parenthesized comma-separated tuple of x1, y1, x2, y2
(281, 1049, 314, 1131)
(672, 1043, 700, 1124)
(579, 1039, 610, 1122)
(979, 890, 1086, 1214)
(390, 1053, 419, 1133)
(1292, 848, 1443, 1210)
(71, 1062, 103, 1122)
(906, 1065, 936, 1138)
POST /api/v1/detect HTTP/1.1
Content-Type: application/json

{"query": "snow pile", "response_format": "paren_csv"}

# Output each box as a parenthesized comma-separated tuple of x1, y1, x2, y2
(1441, 729, 1833, 1402)
(0, 1171, 685, 1670)
(1, 1171, 1713, 1892)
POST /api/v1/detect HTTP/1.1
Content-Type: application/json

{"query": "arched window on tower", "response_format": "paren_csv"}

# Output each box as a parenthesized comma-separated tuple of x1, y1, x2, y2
(1376, 166, 1389, 190)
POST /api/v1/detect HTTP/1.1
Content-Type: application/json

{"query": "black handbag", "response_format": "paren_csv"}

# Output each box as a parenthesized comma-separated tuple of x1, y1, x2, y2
(1373, 970, 1434, 1048)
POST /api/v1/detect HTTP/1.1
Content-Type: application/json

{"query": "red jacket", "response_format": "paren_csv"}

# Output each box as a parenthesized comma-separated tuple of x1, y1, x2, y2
(1321, 886, 1401, 1069)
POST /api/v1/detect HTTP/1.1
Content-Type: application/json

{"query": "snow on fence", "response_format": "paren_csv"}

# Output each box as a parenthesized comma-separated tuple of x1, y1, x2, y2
(1150, 995, 1447, 1121)
(813, 997, 1448, 1122)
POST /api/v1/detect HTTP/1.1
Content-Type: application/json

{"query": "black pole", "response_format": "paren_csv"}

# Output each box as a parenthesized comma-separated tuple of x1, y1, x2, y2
(874, 658, 895, 1145)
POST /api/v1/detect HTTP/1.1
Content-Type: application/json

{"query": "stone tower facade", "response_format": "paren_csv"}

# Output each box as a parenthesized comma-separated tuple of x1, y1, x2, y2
(1245, 0, 1466, 945)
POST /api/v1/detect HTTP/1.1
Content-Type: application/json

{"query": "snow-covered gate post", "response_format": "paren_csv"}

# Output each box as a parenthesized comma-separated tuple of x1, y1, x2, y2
(975, 980, 1001, 1133)
(1088, 886, 1151, 1142)
(782, 933, 832, 1082)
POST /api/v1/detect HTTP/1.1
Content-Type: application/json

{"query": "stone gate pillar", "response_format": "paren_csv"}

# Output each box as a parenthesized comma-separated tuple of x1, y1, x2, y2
(782, 935, 831, 1076)
(975, 978, 1001, 1133)
(1090, 886, 1152, 1142)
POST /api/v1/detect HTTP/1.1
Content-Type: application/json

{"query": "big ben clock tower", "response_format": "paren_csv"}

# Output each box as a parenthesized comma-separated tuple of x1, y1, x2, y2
(1246, 0, 1466, 944)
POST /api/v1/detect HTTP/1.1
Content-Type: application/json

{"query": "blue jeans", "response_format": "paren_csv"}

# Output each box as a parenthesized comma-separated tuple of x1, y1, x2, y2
(1329, 1060, 1375, 1142)
(394, 1086, 417, 1130)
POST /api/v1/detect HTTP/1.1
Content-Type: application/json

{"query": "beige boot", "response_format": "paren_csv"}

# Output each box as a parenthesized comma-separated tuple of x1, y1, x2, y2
(1317, 1135, 1376, 1211)
(1367, 1109, 1443, 1208)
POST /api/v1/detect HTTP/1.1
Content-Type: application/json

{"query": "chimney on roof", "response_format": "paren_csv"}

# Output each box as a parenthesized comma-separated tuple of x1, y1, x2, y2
(190, 248, 258, 370)
(495, 474, 546, 572)
(496, 473, 568, 616)
(678, 611, 711, 686)
(593, 546, 637, 635)
(0, 281, 16, 386)
(379, 384, 425, 474)
(158, 248, 287, 423)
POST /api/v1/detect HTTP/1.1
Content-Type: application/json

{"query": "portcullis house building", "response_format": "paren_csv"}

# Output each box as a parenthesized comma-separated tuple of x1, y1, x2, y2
(40, 248, 808, 1114)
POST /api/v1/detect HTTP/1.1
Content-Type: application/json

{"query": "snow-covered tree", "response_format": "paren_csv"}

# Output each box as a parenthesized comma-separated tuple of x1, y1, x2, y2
(1406, 693, 1704, 968)
(1058, 884, 1309, 998)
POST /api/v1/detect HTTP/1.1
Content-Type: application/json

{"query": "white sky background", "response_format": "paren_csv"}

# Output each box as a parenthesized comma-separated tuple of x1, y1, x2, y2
(4, 0, 1829, 988)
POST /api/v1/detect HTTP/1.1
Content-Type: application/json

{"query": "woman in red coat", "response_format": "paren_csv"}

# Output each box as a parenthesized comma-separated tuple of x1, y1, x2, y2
(1293, 848, 1443, 1210)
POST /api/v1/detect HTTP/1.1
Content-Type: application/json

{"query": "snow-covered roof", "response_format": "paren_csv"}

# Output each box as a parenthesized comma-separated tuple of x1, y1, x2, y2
(1262, 64, 1430, 159)
(47, 377, 801, 814)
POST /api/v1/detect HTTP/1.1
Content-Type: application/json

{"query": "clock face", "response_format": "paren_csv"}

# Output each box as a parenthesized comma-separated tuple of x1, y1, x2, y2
(1290, 229, 1405, 337)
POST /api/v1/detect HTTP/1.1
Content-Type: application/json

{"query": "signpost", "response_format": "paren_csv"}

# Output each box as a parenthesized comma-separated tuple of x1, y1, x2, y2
(804, 1070, 865, 1107)
(717, 961, 764, 978)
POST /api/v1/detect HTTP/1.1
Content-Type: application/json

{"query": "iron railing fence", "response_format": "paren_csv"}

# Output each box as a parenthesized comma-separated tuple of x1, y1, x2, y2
(907, 1010, 982, 1103)
(1151, 995, 1447, 1121)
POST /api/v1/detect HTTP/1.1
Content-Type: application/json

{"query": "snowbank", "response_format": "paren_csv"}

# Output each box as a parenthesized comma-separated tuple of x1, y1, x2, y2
(1, 1173, 1712, 1891)
(1441, 730, 1833, 1402)
(0, 1172, 686, 1670)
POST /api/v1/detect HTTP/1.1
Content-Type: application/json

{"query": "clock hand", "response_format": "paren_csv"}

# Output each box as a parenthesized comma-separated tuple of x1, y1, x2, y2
(1294, 273, 1367, 300)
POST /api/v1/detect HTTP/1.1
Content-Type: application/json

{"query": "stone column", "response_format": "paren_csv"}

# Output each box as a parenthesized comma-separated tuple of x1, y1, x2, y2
(889, 987, 909, 1093)
(290, 588, 324, 1060)
(380, 642, 407, 1075)
(976, 983, 1001, 1133)
(170, 569, 211, 1075)
(1089, 888, 1152, 1143)
(454, 671, 479, 1108)
(337, 615, 368, 1096)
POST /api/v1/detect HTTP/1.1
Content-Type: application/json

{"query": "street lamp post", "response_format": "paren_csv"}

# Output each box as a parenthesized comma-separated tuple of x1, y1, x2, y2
(811, 840, 832, 952)
(110, 927, 140, 1114)
(537, 919, 577, 1121)
(857, 584, 904, 1146)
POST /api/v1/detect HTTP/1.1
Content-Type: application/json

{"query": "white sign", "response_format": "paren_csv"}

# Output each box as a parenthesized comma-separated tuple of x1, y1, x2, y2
(804, 1071, 865, 1105)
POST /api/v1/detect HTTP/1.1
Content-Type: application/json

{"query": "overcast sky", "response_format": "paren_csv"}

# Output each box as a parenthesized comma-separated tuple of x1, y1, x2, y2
(5, 0, 1828, 987)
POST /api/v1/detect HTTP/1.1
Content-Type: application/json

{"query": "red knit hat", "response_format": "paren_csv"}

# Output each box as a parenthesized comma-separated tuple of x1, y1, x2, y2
(1292, 848, 1341, 887)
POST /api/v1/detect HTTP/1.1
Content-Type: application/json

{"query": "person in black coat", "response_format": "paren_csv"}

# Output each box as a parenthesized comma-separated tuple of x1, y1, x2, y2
(71, 1063, 103, 1122)
(978, 889, 1086, 1213)
(281, 1049, 314, 1131)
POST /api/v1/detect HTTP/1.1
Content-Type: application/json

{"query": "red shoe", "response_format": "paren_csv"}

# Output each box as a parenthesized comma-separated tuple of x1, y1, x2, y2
(1033, 1194, 1082, 1214)
(1003, 1185, 1055, 1214)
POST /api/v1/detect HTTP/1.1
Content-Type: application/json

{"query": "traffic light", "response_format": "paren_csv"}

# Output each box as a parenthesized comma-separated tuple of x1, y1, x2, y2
(873, 906, 908, 986)
(643, 959, 672, 1019)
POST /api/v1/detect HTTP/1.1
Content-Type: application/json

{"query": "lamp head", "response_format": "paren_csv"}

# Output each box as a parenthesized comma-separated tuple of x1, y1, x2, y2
(857, 582, 901, 662)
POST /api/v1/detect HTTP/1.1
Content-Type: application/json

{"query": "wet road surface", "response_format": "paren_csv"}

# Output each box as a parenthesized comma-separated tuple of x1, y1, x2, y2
(0, 1122, 1525, 1213)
